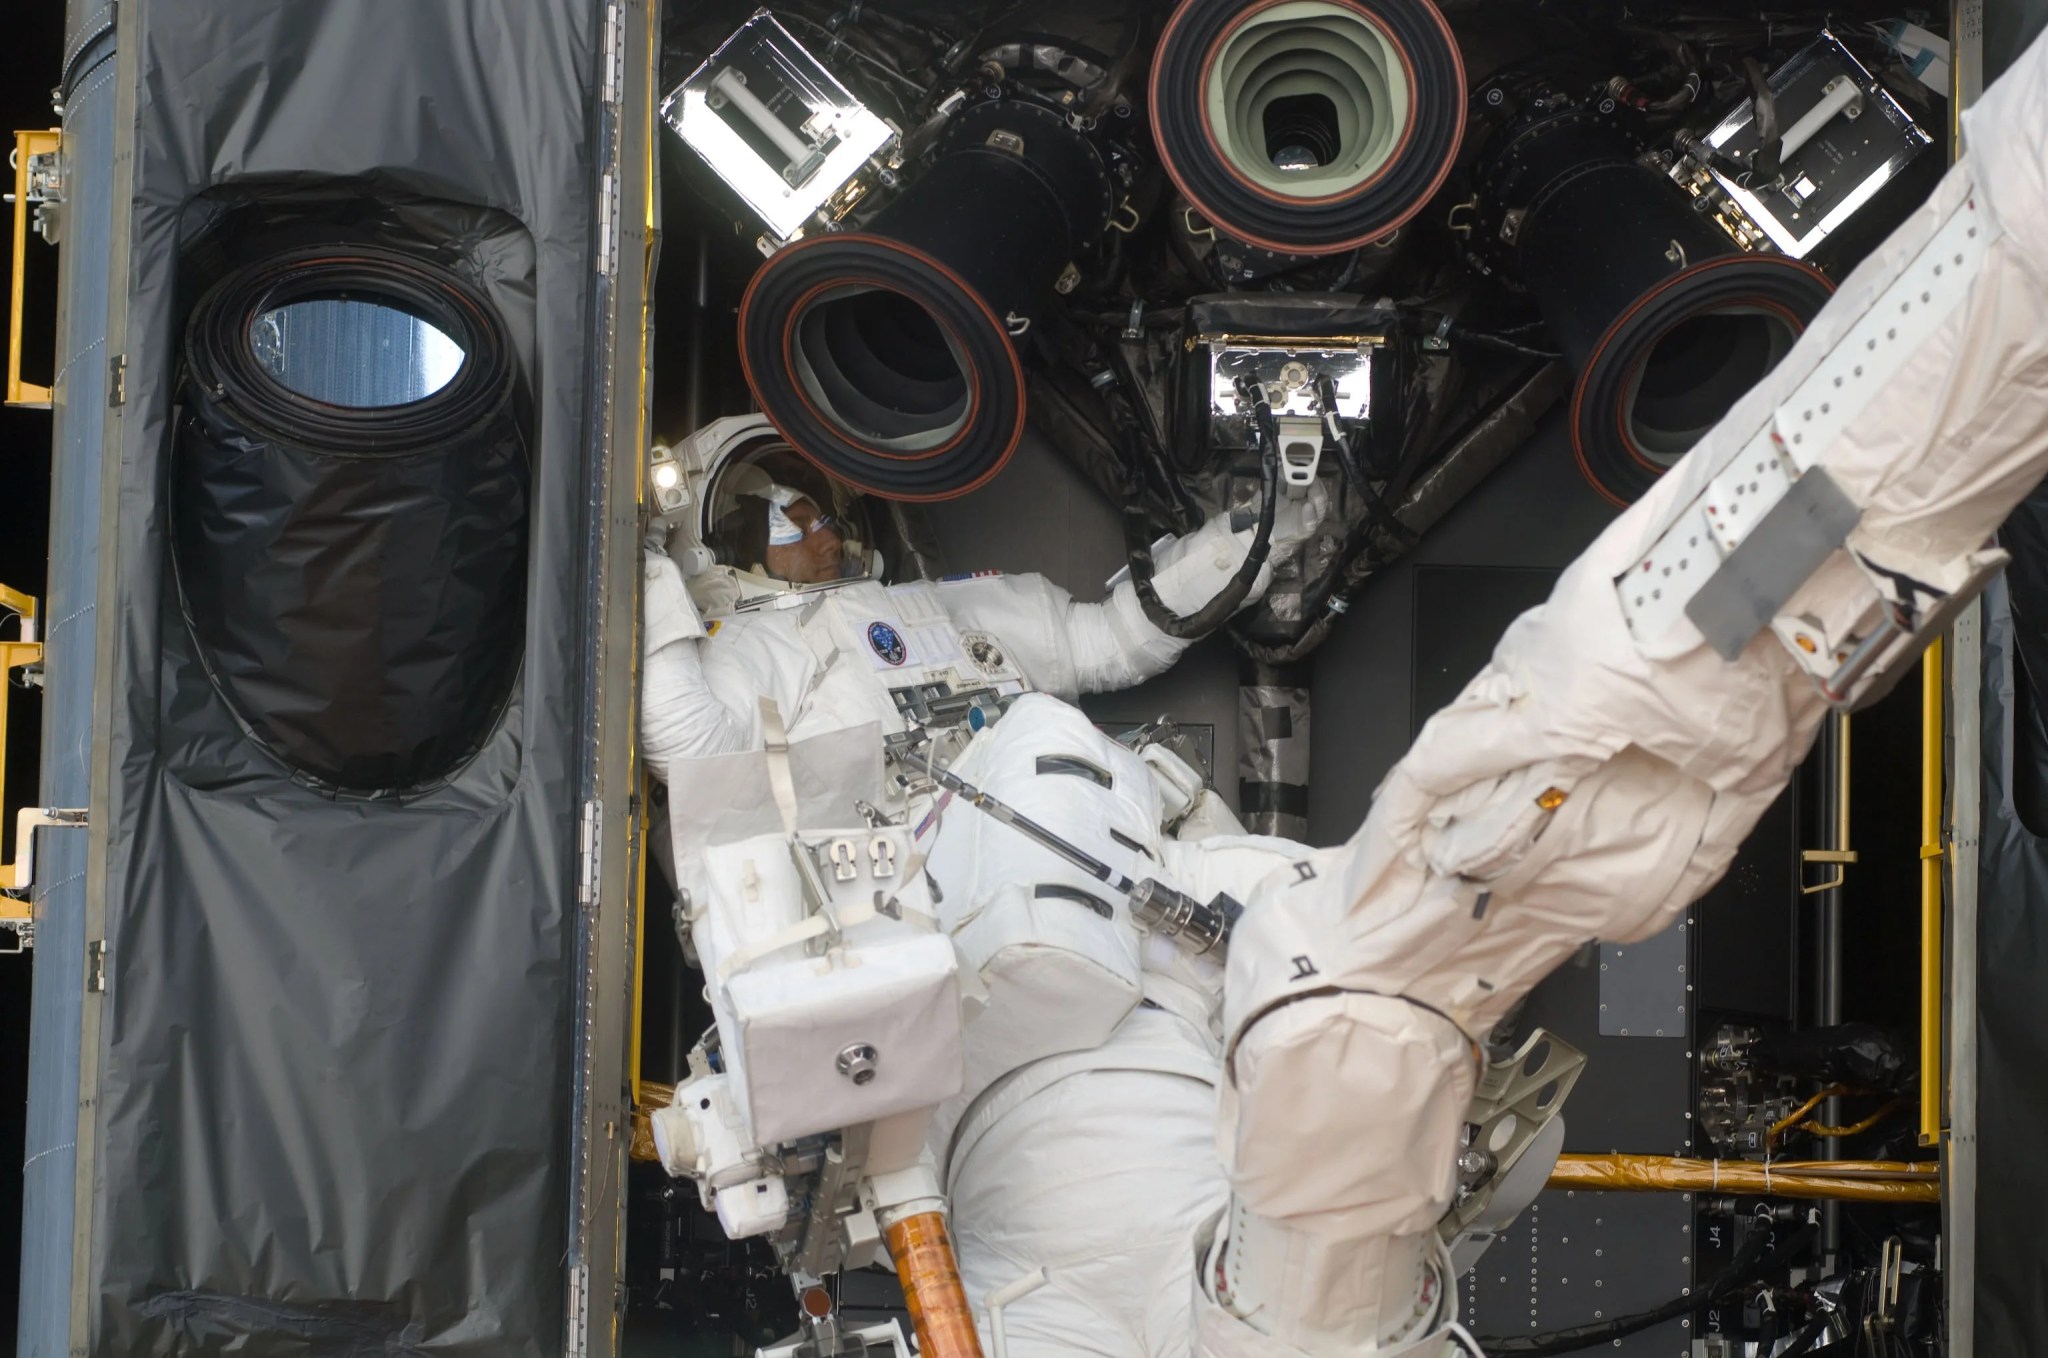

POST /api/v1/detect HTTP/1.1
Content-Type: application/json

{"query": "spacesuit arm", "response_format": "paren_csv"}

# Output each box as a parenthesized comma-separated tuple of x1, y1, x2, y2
(942, 498, 1324, 698)
(639, 551, 759, 781)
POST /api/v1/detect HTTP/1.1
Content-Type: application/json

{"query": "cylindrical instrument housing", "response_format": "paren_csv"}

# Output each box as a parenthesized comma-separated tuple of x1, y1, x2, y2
(1473, 98, 1834, 505)
(740, 101, 1111, 501)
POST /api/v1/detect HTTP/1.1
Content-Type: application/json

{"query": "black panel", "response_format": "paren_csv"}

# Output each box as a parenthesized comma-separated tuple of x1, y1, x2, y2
(1975, 498, 2048, 1353)
(1409, 565, 1556, 729)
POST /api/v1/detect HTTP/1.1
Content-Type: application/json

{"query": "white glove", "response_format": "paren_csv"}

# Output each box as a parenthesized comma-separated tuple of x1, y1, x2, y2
(1259, 479, 1331, 556)
(1143, 480, 1331, 617)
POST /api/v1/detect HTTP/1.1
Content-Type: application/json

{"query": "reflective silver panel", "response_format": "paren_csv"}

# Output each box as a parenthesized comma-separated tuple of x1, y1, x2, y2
(1702, 31, 1933, 259)
(249, 298, 464, 407)
(661, 13, 896, 245)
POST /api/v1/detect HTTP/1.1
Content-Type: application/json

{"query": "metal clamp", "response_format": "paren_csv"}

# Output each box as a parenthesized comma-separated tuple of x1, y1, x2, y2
(1800, 711, 1858, 894)
(8, 129, 62, 408)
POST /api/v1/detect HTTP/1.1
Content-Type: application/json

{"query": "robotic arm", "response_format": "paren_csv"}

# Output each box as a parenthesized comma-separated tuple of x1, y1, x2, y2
(1202, 25, 2048, 1356)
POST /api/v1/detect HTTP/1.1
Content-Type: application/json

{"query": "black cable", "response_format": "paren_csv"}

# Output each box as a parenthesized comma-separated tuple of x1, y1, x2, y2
(1122, 378, 1280, 640)
(1104, 342, 1205, 529)
(1313, 373, 1369, 499)
(1399, 307, 1562, 362)
(1449, 327, 1563, 362)
(1482, 1223, 1816, 1355)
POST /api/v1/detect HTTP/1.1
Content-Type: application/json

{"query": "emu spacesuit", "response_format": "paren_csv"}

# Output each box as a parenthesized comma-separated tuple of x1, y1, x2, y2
(640, 418, 1327, 1356)
(647, 22, 2048, 1355)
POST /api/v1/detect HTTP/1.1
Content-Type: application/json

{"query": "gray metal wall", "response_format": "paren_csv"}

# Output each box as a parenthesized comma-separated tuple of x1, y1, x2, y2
(15, 1, 116, 1349)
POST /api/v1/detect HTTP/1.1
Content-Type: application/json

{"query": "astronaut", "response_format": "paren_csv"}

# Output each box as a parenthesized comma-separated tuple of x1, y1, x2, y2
(639, 416, 1326, 877)
(639, 416, 1325, 1354)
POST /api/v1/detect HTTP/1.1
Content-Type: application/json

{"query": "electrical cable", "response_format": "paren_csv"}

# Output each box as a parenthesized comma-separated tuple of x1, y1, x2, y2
(1228, 361, 1566, 664)
(1793, 1098, 1908, 1140)
(1122, 378, 1281, 639)
(1769, 1085, 1854, 1145)
(1107, 340, 1206, 528)
(1480, 1223, 1817, 1355)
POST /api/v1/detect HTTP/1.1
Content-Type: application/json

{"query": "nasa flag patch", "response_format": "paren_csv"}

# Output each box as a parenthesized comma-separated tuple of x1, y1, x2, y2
(867, 620, 908, 666)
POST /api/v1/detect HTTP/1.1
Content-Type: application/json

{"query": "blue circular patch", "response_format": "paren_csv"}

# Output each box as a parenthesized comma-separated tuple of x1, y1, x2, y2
(867, 621, 907, 666)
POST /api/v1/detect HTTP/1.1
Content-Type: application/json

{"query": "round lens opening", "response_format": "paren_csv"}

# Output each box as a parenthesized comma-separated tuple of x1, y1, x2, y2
(1264, 92, 1342, 170)
(249, 296, 465, 407)
(1205, 0, 1412, 198)
(789, 285, 972, 453)
(1624, 307, 1798, 465)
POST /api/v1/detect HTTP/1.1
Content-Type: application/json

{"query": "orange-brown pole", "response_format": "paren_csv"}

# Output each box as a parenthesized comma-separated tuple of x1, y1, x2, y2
(1547, 1154, 1939, 1204)
(884, 1211, 985, 1358)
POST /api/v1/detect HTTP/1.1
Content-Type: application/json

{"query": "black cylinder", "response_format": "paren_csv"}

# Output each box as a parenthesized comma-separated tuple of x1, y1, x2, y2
(1475, 102, 1834, 505)
(739, 100, 1111, 501)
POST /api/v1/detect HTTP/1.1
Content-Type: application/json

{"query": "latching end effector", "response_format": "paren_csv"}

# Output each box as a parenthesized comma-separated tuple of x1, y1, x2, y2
(1768, 530, 2003, 710)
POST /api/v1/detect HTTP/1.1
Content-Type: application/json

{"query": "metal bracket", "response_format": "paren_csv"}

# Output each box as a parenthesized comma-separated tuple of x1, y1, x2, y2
(1800, 711, 1857, 894)
(1, 807, 90, 895)
(7, 128, 62, 408)
(1443, 1027, 1587, 1267)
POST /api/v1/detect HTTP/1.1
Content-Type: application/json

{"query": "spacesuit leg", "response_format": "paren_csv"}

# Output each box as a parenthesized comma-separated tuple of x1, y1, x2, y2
(1201, 26, 2048, 1357)
(948, 1007, 1226, 1358)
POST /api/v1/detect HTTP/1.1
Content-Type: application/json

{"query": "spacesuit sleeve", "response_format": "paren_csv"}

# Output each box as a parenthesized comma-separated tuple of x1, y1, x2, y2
(938, 512, 1282, 698)
(639, 552, 758, 781)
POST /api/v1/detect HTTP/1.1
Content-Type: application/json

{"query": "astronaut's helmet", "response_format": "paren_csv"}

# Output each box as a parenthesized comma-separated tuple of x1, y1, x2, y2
(655, 414, 881, 608)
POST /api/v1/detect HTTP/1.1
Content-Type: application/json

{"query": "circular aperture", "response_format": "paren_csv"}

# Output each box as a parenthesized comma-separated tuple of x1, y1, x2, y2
(739, 234, 1025, 502)
(790, 285, 971, 453)
(1623, 307, 1798, 465)
(1152, 0, 1465, 254)
(1208, 2, 1409, 194)
(249, 296, 467, 407)
(1572, 256, 1834, 507)
(188, 247, 513, 452)
(176, 245, 528, 794)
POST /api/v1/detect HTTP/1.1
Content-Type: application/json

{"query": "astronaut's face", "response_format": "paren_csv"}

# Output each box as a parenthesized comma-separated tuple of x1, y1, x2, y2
(763, 497, 847, 584)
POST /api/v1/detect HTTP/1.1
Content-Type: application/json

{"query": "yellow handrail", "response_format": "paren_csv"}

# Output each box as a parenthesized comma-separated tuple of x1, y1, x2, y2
(7, 128, 61, 409)
(1920, 638, 1945, 1147)
(629, 771, 649, 1111)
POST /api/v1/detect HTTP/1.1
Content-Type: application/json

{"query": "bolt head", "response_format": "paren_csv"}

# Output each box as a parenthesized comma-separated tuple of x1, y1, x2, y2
(836, 1042, 879, 1085)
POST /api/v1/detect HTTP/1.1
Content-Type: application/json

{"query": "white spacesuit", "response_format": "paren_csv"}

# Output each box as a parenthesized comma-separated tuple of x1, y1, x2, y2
(639, 417, 1322, 891)
(640, 418, 1324, 1354)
